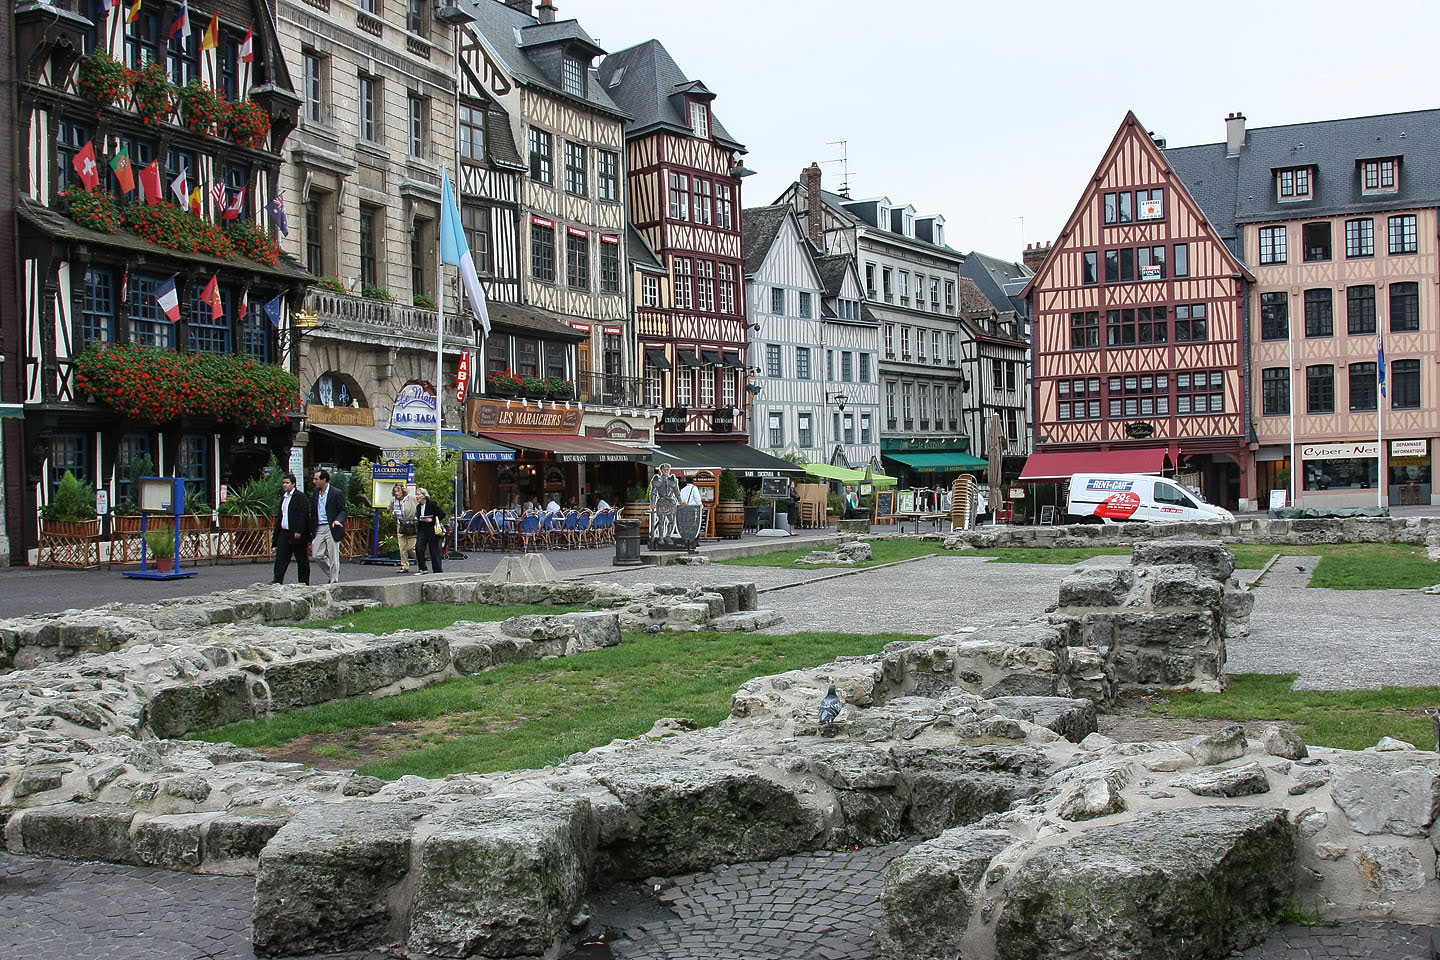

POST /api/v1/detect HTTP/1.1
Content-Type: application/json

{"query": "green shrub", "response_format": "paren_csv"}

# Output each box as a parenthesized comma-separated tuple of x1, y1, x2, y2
(42, 472, 97, 522)
(718, 468, 744, 501)
(143, 529, 176, 557)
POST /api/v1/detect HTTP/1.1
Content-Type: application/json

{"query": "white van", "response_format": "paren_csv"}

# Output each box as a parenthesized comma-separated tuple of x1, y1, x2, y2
(1067, 473, 1234, 523)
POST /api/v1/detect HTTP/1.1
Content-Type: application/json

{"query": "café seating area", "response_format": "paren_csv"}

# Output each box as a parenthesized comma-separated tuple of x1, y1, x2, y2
(453, 508, 618, 553)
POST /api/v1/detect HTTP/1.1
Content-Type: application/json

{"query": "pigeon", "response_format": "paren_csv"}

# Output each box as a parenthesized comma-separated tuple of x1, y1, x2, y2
(818, 682, 843, 725)
(1295, 565, 1306, 573)
(644, 623, 664, 635)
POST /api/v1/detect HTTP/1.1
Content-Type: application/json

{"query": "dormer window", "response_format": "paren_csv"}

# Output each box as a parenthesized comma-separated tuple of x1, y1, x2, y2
(903, 212, 914, 237)
(1362, 158, 1399, 193)
(690, 102, 709, 139)
(933, 223, 944, 246)
(1278, 166, 1312, 201)
(562, 56, 584, 97)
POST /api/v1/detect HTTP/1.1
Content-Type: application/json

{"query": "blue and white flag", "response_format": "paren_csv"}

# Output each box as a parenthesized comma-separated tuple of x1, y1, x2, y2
(263, 294, 284, 328)
(439, 166, 490, 337)
(155, 275, 180, 323)
(1377, 334, 1387, 398)
(266, 192, 289, 237)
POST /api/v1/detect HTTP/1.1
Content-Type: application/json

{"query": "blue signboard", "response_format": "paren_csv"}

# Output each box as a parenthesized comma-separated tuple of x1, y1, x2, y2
(371, 459, 415, 482)
(464, 450, 515, 462)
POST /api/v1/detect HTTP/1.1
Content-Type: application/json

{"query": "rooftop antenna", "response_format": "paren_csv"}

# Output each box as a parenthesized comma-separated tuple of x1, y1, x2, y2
(822, 139, 851, 198)
(1013, 215, 1025, 250)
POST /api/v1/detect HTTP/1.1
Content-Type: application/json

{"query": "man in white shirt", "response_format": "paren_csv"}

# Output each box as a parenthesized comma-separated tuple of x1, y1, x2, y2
(545, 497, 562, 514)
(680, 480, 703, 506)
(594, 497, 612, 512)
(272, 474, 311, 585)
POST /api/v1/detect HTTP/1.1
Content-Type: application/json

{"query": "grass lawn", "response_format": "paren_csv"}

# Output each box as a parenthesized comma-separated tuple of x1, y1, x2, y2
(1232, 543, 1437, 589)
(1156, 673, 1440, 751)
(303, 603, 589, 633)
(967, 547, 1134, 565)
(718, 539, 948, 568)
(188, 629, 925, 779)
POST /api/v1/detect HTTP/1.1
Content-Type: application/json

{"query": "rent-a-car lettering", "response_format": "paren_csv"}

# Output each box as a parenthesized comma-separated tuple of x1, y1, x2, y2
(1086, 479, 1135, 492)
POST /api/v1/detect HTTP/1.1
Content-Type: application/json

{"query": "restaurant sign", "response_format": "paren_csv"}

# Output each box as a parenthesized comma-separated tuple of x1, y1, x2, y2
(711, 406, 736, 431)
(306, 404, 374, 427)
(660, 407, 688, 432)
(1301, 441, 1378, 461)
(465, 396, 582, 434)
(390, 380, 438, 429)
(584, 419, 638, 441)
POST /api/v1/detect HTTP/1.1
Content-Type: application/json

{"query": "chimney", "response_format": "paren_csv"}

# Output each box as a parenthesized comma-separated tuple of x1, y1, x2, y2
(1022, 241, 1051, 274)
(503, 0, 533, 14)
(803, 162, 823, 247)
(1225, 112, 1246, 157)
(536, 0, 556, 22)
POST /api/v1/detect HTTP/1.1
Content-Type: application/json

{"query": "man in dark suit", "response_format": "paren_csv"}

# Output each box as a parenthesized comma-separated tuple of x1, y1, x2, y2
(272, 474, 312, 585)
(413, 487, 446, 574)
(310, 468, 348, 584)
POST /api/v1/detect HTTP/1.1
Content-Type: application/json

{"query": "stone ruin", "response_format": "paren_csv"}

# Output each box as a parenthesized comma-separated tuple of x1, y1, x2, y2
(0, 543, 1436, 960)
(796, 539, 875, 566)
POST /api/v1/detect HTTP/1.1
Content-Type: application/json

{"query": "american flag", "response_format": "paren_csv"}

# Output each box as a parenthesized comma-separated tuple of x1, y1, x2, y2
(210, 181, 226, 214)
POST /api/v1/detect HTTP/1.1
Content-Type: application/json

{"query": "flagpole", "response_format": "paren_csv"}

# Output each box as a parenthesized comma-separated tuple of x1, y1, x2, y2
(1287, 293, 1296, 508)
(435, 165, 447, 456)
(1377, 330, 1384, 510)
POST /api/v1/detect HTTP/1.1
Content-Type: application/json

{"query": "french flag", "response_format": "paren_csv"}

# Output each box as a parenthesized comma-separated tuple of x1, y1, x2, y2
(156, 276, 181, 323)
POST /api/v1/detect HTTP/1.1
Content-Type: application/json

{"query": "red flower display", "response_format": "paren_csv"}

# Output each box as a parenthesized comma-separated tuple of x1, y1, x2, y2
(75, 343, 301, 427)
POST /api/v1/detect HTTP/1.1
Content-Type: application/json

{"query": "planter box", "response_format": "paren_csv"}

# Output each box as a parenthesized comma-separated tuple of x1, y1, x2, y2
(39, 518, 102, 569)
(217, 514, 276, 562)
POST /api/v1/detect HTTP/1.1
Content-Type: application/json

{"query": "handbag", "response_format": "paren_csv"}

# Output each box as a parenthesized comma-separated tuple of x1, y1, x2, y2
(434, 522, 446, 537)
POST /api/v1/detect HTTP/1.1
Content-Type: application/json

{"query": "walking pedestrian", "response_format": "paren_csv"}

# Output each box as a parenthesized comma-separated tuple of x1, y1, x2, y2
(272, 474, 312, 585)
(390, 482, 418, 574)
(414, 487, 446, 574)
(309, 469, 347, 584)
(787, 479, 801, 536)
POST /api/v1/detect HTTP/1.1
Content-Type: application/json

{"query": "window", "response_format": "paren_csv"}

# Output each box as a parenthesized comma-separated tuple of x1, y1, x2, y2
(931, 277, 940, 311)
(563, 142, 586, 196)
(883, 324, 895, 357)
(189, 286, 230, 354)
(916, 330, 926, 361)
(128, 275, 172, 348)
(899, 326, 910, 358)
(1057, 378, 1102, 421)
(699, 364, 714, 408)
(1138, 245, 1167, 279)
(1070, 311, 1099, 348)
(358, 204, 381, 286)
(946, 334, 955, 364)
(842, 414, 855, 444)
(410, 224, 427, 296)
(798, 291, 812, 318)
(1174, 304, 1206, 343)
(407, 95, 425, 158)
(944, 280, 954, 313)
(1303, 222, 1331, 261)
(1136, 188, 1164, 219)
(1345, 219, 1374, 258)
(115, 435, 152, 504)
(1107, 373, 1170, 419)
(826, 349, 834, 380)
(675, 365, 692, 407)
(1276, 290, 1321, 344)
(177, 434, 208, 501)
(597, 150, 618, 202)
(1392, 359, 1420, 409)
(1306, 365, 1334, 414)
(642, 274, 660, 308)
(933, 332, 942, 363)
(515, 338, 540, 377)
(690, 102, 708, 138)
(933, 386, 945, 431)
(765, 411, 783, 448)
(1173, 243, 1189, 277)
(1391, 282, 1419, 332)
(840, 352, 853, 382)
(1258, 226, 1287, 264)
(673, 257, 692, 309)
(1082, 252, 1097, 285)
(668, 172, 689, 220)
(55, 118, 90, 192)
(795, 411, 813, 447)
(167, 27, 198, 86)
(858, 353, 870, 382)
(794, 346, 811, 380)
(531, 220, 555, 282)
(1119, 248, 1135, 282)
(241, 306, 269, 361)
(991, 358, 1003, 390)
(1389, 215, 1417, 255)
(562, 56, 584, 97)
(123, 9, 161, 70)
(463, 203, 491, 273)
(302, 52, 324, 123)
(1107, 307, 1167, 346)
(865, 264, 876, 299)
(1103, 191, 1132, 224)
(407, 0, 426, 34)
(529, 129, 552, 184)
(913, 273, 926, 311)
(305, 195, 325, 275)
(1362, 159, 1398, 192)
(80, 268, 115, 346)
(1177, 371, 1225, 415)
(715, 184, 734, 230)
(1278, 167, 1312, 199)
(566, 230, 589, 289)
(769, 288, 786, 316)
(1104, 249, 1118, 284)
(902, 383, 913, 425)
(947, 387, 958, 428)
(696, 259, 715, 312)
(358, 75, 378, 142)
(918, 385, 929, 426)
(600, 238, 620, 294)
(1261, 367, 1289, 416)
(1349, 362, 1377, 412)
(458, 103, 486, 162)
(1260, 292, 1288, 340)
(692, 177, 712, 225)
(49, 434, 89, 496)
(861, 414, 873, 444)
(886, 381, 896, 425)
(1347, 285, 1376, 335)
(882, 267, 893, 302)
(898, 271, 909, 306)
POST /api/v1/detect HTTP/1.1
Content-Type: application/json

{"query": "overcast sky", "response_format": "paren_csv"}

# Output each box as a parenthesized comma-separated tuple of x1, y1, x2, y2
(571, 0, 1440, 263)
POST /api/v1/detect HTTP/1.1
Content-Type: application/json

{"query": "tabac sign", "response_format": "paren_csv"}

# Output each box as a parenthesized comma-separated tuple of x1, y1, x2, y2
(466, 396, 583, 434)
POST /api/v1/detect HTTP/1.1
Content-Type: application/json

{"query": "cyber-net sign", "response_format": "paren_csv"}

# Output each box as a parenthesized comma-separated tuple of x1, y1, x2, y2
(1300, 441, 1378, 460)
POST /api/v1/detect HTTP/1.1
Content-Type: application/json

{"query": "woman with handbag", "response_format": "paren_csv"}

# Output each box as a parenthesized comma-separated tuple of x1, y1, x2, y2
(390, 483, 418, 574)
(414, 487, 447, 574)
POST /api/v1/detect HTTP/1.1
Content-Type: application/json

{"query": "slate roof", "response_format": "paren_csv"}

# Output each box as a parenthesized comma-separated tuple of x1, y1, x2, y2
(595, 40, 745, 152)
(740, 204, 791, 276)
(814, 254, 853, 298)
(627, 225, 665, 273)
(958, 252, 1030, 317)
(487, 301, 587, 340)
(817, 188, 964, 260)
(1164, 108, 1440, 261)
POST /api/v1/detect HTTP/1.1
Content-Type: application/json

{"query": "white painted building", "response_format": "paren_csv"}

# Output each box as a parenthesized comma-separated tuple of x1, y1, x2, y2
(742, 205, 880, 469)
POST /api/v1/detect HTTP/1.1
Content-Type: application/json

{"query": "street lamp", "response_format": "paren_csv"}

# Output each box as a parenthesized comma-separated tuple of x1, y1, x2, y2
(824, 392, 849, 465)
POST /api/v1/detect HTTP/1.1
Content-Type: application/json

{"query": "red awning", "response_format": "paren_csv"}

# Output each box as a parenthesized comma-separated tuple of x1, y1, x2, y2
(1018, 447, 1171, 482)
(476, 432, 652, 464)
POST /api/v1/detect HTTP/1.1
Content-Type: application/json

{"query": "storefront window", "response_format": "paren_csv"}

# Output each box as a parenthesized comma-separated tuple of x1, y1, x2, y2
(1303, 457, 1377, 491)
(516, 338, 540, 377)
(485, 331, 508, 378)
(1389, 450, 1432, 487)
(543, 341, 567, 379)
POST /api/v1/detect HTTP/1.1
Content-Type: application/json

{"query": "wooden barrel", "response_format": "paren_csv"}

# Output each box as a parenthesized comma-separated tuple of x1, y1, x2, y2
(622, 502, 649, 537)
(714, 500, 744, 539)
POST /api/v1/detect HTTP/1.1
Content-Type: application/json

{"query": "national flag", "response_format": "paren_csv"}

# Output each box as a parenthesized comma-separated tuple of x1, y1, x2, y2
(439, 166, 490, 336)
(109, 145, 135, 193)
(72, 140, 100, 191)
(262, 294, 283, 328)
(210, 181, 226, 213)
(1377, 335, 1387, 398)
(155, 276, 180, 323)
(200, 273, 222, 319)
(99, 0, 114, 12)
(188, 186, 202, 216)
(139, 159, 162, 205)
(200, 11, 218, 51)
(223, 186, 245, 221)
(126, 0, 141, 24)
(170, 167, 188, 206)
(238, 288, 248, 320)
(239, 26, 253, 63)
(266, 192, 288, 237)
(120, 270, 129, 304)
(168, 0, 190, 40)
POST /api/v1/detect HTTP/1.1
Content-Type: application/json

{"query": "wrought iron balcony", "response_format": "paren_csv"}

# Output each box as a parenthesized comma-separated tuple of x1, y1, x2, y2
(574, 370, 656, 410)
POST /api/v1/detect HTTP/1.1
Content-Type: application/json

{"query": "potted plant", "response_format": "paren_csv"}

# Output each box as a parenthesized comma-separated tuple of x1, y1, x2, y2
(545, 376, 574, 400)
(77, 50, 130, 108)
(413, 293, 436, 310)
(127, 60, 172, 127)
(714, 468, 745, 539)
(315, 275, 347, 294)
(827, 492, 845, 525)
(143, 529, 177, 573)
(41, 471, 99, 534)
(522, 376, 549, 398)
(487, 370, 525, 397)
(224, 97, 271, 149)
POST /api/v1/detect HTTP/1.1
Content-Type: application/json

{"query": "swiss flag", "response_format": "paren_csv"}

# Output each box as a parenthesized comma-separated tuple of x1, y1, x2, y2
(71, 140, 100, 191)
(200, 273, 222, 319)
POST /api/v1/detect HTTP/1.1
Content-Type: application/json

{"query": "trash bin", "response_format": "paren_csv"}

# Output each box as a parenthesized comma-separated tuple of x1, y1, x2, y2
(613, 518, 642, 565)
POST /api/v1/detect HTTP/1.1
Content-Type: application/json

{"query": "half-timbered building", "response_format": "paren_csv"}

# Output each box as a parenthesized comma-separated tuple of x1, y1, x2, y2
(1, 0, 21, 561)
(955, 278, 1031, 459)
(1021, 112, 1253, 509)
(598, 39, 751, 446)
(1167, 110, 1440, 509)
(13, 0, 305, 555)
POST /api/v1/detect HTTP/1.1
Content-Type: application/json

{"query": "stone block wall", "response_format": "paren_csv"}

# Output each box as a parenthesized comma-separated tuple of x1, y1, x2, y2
(940, 515, 1438, 549)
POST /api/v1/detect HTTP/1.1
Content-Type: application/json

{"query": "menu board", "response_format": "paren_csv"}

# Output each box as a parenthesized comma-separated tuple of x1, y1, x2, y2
(897, 490, 916, 513)
(874, 491, 895, 519)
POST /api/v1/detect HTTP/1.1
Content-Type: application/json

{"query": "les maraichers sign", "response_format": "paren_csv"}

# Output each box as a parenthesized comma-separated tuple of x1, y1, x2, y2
(466, 397, 582, 434)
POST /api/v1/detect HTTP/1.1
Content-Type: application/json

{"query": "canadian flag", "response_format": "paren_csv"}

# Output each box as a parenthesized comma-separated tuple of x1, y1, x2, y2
(223, 186, 246, 221)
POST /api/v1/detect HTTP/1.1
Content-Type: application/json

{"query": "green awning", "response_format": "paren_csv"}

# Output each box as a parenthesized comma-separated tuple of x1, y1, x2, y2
(803, 463, 897, 487)
(884, 451, 989, 472)
(651, 442, 804, 477)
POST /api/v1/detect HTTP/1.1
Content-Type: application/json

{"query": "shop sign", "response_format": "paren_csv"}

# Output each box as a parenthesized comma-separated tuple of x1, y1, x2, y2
(571, 322, 592, 333)
(602, 325, 623, 336)
(604, 419, 634, 440)
(1125, 421, 1156, 439)
(390, 380, 439, 429)
(711, 406, 735, 431)
(288, 446, 305, 478)
(661, 407, 688, 432)
(1008, 486, 1027, 499)
(371, 459, 414, 482)
(556, 452, 638, 463)
(465, 396, 583, 434)
(1138, 196, 1164, 220)
(600, 233, 621, 245)
(464, 450, 515, 462)
(307, 404, 375, 426)
(1390, 439, 1428, 458)
(455, 350, 471, 403)
(1301, 441, 1378, 460)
